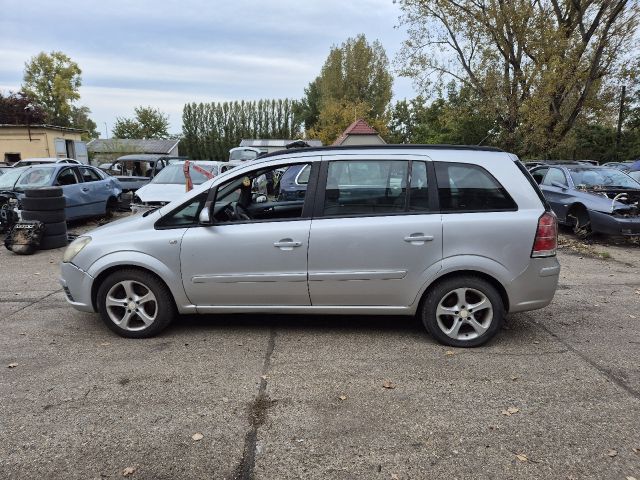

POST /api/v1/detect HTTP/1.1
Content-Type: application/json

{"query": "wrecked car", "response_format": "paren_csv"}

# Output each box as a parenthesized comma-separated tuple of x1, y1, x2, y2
(530, 164, 640, 238)
(101, 154, 182, 192)
(130, 161, 239, 214)
(0, 165, 122, 226)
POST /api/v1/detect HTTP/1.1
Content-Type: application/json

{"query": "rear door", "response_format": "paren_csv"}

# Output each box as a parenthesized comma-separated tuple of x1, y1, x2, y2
(55, 166, 86, 219)
(79, 166, 109, 215)
(540, 167, 571, 222)
(307, 155, 443, 307)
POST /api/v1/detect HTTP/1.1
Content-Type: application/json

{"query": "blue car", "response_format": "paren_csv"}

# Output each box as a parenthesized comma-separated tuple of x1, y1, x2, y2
(277, 164, 310, 201)
(530, 164, 640, 238)
(0, 164, 122, 221)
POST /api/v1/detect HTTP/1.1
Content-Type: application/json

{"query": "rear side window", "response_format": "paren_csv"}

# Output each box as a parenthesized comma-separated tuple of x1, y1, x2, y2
(323, 160, 408, 216)
(79, 166, 102, 182)
(435, 162, 516, 212)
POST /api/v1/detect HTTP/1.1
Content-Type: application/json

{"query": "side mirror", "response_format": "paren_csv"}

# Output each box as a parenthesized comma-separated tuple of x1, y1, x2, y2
(198, 206, 212, 225)
(551, 181, 567, 189)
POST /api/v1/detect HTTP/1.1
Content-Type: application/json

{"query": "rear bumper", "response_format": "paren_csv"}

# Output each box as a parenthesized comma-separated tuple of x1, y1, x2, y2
(59, 262, 96, 313)
(590, 210, 640, 236)
(506, 256, 560, 313)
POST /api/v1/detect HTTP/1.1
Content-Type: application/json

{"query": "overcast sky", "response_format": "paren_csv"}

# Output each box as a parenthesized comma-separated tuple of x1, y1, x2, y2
(0, 0, 416, 135)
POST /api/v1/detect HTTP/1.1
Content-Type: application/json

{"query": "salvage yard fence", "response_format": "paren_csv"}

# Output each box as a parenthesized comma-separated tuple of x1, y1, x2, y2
(181, 99, 303, 160)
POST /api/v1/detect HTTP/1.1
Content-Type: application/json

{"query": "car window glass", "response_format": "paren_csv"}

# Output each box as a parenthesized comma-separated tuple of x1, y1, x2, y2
(80, 166, 102, 182)
(409, 161, 429, 211)
(296, 165, 311, 185)
(569, 167, 640, 189)
(323, 160, 408, 216)
(542, 168, 568, 186)
(435, 162, 516, 212)
(57, 168, 79, 186)
(213, 162, 312, 223)
(158, 192, 207, 228)
(531, 168, 548, 184)
(15, 167, 55, 189)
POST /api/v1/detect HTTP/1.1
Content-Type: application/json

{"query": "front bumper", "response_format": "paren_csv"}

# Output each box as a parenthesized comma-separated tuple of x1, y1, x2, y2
(59, 262, 96, 313)
(590, 210, 640, 236)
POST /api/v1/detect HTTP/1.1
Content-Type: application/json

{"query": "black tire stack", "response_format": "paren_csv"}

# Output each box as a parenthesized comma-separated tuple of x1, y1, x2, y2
(21, 187, 68, 250)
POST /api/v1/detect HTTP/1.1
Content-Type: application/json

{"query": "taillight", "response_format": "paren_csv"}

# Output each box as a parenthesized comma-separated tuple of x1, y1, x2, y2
(531, 211, 557, 257)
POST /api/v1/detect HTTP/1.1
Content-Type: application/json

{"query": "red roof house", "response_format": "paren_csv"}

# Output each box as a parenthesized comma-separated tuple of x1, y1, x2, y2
(333, 119, 386, 146)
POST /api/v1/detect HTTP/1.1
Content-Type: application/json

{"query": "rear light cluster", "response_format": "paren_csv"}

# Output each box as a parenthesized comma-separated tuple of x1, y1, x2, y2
(531, 211, 558, 257)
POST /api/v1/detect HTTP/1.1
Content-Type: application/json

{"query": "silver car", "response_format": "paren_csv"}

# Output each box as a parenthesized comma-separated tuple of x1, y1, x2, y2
(59, 146, 560, 347)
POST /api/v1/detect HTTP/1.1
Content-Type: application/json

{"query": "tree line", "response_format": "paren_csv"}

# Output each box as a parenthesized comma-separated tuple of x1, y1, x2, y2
(180, 99, 301, 160)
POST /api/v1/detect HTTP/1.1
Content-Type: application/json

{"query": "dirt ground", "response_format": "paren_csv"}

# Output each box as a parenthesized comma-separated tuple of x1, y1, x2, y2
(0, 222, 638, 479)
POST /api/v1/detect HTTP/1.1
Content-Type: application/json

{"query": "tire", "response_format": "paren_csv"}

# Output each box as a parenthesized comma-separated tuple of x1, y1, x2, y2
(24, 187, 63, 198)
(43, 221, 67, 236)
(96, 269, 176, 338)
(21, 210, 66, 223)
(39, 233, 68, 250)
(21, 196, 66, 211)
(421, 275, 504, 348)
(570, 206, 592, 240)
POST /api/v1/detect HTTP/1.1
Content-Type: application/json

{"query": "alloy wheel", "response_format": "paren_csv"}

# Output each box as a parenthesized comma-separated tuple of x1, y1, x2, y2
(435, 287, 493, 341)
(105, 280, 158, 331)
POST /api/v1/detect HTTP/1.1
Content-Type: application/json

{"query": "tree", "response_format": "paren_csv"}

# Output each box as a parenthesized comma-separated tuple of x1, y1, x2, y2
(308, 99, 389, 146)
(299, 34, 393, 133)
(396, 0, 639, 155)
(70, 106, 99, 140)
(0, 91, 47, 125)
(112, 106, 170, 139)
(22, 51, 82, 126)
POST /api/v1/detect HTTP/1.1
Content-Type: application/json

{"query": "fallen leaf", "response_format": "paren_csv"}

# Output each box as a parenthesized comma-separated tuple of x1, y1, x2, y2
(18, 332, 26, 336)
(626, 476, 637, 480)
(533, 341, 540, 344)
(633, 447, 640, 454)
(511, 376, 518, 381)
(501, 407, 519, 416)
(192, 433, 204, 441)
(607, 449, 618, 458)
(34, 272, 41, 275)
(7, 363, 18, 368)
(222, 397, 229, 403)
(445, 350, 456, 356)
(260, 375, 268, 380)
(382, 380, 396, 389)
(295, 438, 304, 443)
(338, 395, 347, 401)
(594, 304, 599, 307)
(391, 474, 399, 480)
(122, 466, 136, 476)
(515, 453, 528, 462)
(628, 314, 637, 319)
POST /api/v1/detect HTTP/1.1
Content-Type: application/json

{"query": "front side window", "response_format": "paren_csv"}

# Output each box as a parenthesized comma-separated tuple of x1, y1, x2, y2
(212, 162, 312, 223)
(157, 192, 207, 228)
(57, 168, 80, 186)
(323, 160, 408, 216)
(435, 162, 516, 212)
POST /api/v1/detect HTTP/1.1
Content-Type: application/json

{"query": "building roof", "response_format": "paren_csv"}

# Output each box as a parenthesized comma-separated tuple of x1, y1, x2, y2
(240, 139, 323, 148)
(0, 124, 86, 133)
(333, 119, 381, 145)
(87, 138, 179, 154)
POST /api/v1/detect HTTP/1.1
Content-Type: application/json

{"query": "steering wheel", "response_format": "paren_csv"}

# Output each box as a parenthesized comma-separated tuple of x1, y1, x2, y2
(233, 202, 251, 221)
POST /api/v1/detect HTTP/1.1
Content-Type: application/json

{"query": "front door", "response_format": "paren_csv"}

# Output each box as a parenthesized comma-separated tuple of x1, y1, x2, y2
(180, 159, 319, 308)
(307, 156, 443, 307)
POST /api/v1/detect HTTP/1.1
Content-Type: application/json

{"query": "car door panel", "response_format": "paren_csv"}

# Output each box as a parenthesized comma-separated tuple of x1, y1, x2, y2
(180, 220, 312, 307)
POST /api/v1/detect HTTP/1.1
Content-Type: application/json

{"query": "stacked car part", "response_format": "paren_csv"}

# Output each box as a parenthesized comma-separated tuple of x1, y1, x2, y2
(20, 187, 68, 250)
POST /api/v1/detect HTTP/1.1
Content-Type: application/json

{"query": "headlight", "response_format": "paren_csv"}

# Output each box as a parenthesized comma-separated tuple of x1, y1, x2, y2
(62, 236, 92, 263)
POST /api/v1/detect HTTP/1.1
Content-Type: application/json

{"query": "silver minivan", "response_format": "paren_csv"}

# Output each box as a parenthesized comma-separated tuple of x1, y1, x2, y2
(60, 146, 560, 347)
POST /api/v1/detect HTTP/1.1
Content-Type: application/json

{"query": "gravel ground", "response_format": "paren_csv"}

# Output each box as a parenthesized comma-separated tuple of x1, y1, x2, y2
(0, 222, 638, 480)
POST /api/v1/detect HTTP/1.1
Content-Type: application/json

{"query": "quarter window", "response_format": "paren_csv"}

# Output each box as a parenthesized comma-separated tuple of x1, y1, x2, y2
(323, 160, 408, 216)
(435, 162, 516, 212)
(79, 166, 102, 182)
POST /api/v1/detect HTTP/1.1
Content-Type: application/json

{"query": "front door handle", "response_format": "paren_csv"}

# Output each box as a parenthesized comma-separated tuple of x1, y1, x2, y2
(274, 239, 302, 251)
(81, 187, 90, 192)
(404, 233, 434, 244)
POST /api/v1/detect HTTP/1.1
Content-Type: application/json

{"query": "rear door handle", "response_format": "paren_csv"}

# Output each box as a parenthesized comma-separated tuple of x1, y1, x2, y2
(81, 187, 90, 192)
(274, 239, 302, 250)
(404, 234, 434, 244)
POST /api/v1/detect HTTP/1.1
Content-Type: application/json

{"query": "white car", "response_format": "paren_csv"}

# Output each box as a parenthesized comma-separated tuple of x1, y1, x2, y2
(131, 161, 240, 214)
(12, 157, 82, 167)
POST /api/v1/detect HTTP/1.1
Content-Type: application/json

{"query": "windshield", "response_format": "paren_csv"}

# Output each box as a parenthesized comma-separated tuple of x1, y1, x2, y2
(229, 149, 259, 161)
(151, 163, 217, 185)
(14, 167, 56, 190)
(628, 171, 640, 183)
(569, 168, 640, 189)
(0, 167, 30, 190)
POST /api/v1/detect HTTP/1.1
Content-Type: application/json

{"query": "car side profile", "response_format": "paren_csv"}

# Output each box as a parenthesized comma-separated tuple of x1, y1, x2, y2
(60, 145, 559, 347)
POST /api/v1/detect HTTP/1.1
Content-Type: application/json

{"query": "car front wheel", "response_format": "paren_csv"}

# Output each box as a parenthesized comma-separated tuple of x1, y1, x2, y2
(421, 276, 504, 347)
(97, 269, 175, 338)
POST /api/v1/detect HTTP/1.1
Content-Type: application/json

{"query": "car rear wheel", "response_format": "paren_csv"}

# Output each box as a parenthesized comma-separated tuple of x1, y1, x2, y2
(97, 269, 175, 338)
(421, 276, 504, 347)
